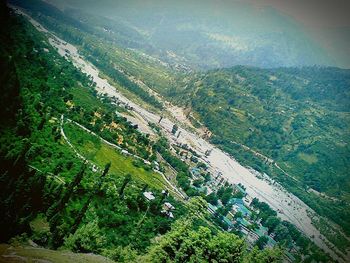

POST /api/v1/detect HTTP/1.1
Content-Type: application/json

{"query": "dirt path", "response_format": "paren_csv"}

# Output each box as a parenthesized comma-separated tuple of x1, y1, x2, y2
(60, 115, 185, 199)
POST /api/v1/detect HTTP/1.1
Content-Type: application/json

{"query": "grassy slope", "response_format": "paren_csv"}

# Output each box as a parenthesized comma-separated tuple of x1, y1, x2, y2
(63, 122, 173, 192)
(0, 244, 115, 263)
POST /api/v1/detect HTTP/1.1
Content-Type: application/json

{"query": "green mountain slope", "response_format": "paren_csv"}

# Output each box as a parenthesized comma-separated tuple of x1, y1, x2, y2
(0, 3, 182, 256)
(0, 3, 286, 263)
(10, 0, 180, 108)
(2, 0, 348, 261)
(175, 66, 350, 234)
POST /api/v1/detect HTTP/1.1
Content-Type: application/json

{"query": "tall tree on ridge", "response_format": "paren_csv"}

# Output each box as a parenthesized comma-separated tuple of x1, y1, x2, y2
(119, 173, 132, 198)
(70, 162, 111, 235)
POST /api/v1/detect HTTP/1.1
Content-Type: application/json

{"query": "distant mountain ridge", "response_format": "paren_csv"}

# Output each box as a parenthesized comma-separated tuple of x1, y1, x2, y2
(41, 0, 339, 69)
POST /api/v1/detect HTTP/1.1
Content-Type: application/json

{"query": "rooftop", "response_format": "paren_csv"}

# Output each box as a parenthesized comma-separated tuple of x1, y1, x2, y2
(143, 191, 155, 201)
(164, 202, 175, 210)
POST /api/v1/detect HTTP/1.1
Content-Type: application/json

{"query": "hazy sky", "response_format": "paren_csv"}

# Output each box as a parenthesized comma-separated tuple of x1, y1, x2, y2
(248, 0, 350, 68)
(48, 0, 350, 67)
(51, 0, 350, 28)
(248, 0, 350, 28)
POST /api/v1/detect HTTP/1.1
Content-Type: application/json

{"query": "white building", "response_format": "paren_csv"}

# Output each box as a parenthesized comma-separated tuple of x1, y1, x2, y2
(143, 191, 155, 201)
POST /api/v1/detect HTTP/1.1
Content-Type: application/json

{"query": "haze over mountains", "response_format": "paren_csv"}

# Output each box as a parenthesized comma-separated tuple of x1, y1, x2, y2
(45, 0, 349, 69)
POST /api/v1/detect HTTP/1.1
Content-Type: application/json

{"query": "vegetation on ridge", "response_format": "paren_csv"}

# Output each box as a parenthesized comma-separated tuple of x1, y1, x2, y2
(0, 4, 284, 263)
(173, 66, 350, 237)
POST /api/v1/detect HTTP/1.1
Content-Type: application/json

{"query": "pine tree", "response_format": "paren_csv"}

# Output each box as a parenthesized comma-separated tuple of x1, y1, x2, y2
(119, 173, 132, 198)
(47, 161, 87, 220)
(70, 162, 111, 235)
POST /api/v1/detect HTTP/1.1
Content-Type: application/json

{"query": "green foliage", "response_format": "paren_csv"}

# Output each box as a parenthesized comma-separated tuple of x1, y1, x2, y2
(153, 137, 202, 196)
(154, 137, 189, 175)
(119, 173, 132, 198)
(187, 197, 209, 218)
(255, 236, 269, 250)
(64, 220, 107, 253)
(177, 66, 350, 236)
(14, 0, 178, 110)
(63, 122, 168, 190)
(251, 198, 331, 261)
(0, 2, 339, 262)
(0, 8, 186, 259)
(141, 218, 281, 263)
(102, 245, 138, 263)
(205, 192, 218, 206)
(243, 247, 283, 263)
(217, 185, 234, 205)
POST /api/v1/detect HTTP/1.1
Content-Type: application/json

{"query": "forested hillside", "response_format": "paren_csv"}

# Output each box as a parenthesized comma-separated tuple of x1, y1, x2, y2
(0, 3, 284, 263)
(9, 0, 180, 109)
(2, 0, 349, 261)
(174, 66, 350, 235)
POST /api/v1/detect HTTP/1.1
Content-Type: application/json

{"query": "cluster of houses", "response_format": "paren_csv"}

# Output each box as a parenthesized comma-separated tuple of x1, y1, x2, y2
(135, 136, 297, 262)
(136, 139, 279, 252)
(186, 160, 279, 250)
(207, 188, 276, 246)
(142, 191, 176, 219)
